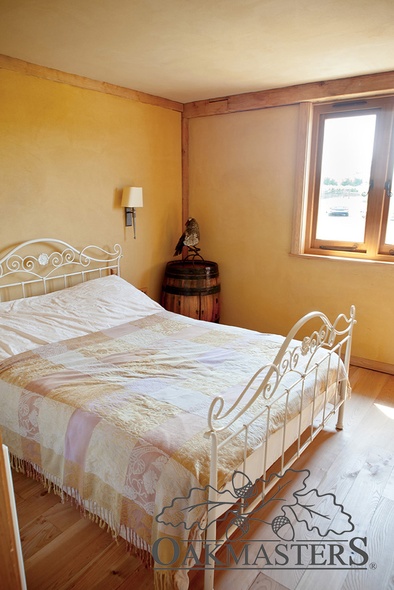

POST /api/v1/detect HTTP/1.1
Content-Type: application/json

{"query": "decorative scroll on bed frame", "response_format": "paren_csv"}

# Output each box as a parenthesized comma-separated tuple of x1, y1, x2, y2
(0, 239, 356, 590)
(0, 238, 122, 301)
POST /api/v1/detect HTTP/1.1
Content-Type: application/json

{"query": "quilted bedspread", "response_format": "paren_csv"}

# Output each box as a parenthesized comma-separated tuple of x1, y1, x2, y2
(0, 310, 342, 589)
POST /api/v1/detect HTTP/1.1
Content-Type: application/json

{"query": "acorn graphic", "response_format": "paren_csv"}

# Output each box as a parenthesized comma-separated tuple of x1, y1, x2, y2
(226, 514, 250, 540)
(232, 472, 256, 499)
(271, 515, 295, 541)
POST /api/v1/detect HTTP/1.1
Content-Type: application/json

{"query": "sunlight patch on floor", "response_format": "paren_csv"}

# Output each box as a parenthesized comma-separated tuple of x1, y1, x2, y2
(374, 403, 394, 419)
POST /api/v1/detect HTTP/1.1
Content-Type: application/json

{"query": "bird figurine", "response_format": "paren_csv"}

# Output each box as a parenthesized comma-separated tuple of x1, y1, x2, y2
(174, 218, 201, 257)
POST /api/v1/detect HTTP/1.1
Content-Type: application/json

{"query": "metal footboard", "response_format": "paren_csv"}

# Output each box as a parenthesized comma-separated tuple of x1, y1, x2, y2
(203, 306, 356, 590)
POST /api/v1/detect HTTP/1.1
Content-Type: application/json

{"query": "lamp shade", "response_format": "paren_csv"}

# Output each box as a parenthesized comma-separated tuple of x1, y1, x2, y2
(121, 187, 143, 208)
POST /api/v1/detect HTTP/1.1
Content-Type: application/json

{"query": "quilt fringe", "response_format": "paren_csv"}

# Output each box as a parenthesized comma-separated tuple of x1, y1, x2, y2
(154, 571, 176, 590)
(9, 452, 153, 568)
(11, 453, 200, 588)
(154, 570, 189, 590)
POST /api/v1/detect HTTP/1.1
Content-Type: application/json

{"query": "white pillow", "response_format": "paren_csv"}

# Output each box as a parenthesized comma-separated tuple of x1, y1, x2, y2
(0, 275, 163, 360)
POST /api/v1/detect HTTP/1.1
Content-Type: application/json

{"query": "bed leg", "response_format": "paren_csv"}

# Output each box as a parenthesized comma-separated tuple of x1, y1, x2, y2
(203, 508, 216, 590)
(204, 566, 215, 590)
(204, 432, 218, 590)
(336, 402, 345, 430)
(336, 379, 348, 430)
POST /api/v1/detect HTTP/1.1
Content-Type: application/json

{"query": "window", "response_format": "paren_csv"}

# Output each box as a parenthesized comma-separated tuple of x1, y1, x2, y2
(298, 96, 394, 262)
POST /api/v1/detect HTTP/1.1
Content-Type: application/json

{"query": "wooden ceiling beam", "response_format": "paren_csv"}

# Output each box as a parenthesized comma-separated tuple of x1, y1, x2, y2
(183, 70, 394, 118)
(0, 54, 184, 113)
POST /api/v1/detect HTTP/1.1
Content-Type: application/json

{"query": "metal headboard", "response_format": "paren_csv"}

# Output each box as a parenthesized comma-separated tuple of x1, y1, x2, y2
(0, 239, 122, 302)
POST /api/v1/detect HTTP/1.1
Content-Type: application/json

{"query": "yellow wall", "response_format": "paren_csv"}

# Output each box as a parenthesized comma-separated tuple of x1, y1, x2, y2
(189, 106, 394, 365)
(1, 66, 393, 365)
(0, 69, 182, 299)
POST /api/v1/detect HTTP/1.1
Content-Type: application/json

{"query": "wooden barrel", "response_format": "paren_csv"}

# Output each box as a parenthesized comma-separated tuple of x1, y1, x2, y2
(161, 260, 220, 322)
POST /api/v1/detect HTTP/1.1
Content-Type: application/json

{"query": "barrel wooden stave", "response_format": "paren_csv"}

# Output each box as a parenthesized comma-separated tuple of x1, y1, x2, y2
(161, 261, 220, 322)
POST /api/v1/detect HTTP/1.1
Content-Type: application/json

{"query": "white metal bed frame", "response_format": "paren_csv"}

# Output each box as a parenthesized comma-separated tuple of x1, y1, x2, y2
(0, 238, 122, 301)
(0, 239, 356, 590)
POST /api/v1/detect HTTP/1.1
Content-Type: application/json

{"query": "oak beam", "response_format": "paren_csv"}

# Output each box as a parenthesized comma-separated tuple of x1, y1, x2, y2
(0, 54, 183, 113)
(184, 70, 394, 118)
(181, 116, 190, 226)
(0, 434, 26, 590)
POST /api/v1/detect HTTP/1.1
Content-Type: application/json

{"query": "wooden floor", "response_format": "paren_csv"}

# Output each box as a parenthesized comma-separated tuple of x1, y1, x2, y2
(12, 366, 394, 590)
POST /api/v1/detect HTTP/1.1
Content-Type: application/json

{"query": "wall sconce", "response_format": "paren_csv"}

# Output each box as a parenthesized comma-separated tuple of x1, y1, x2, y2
(121, 187, 144, 239)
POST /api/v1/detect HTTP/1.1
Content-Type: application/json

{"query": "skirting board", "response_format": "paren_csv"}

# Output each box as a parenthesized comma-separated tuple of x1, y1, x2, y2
(351, 355, 394, 376)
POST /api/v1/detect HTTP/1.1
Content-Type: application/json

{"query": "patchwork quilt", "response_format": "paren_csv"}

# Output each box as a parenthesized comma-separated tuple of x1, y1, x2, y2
(0, 310, 344, 589)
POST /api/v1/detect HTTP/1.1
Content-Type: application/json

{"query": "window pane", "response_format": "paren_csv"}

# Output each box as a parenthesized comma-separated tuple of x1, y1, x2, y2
(316, 114, 376, 242)
(384, 164, 394, 245)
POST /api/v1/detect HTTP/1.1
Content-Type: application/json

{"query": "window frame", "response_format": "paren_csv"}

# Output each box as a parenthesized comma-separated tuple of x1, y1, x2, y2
(293, 96, 394, 263)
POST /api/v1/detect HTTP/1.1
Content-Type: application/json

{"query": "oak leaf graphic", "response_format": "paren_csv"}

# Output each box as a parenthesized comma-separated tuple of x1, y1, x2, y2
(156, 468, 354, 541)
(283, 486, 355, 537)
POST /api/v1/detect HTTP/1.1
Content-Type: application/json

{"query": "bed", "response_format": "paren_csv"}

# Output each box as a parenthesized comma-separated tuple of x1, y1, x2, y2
(0, 239, 356, 590)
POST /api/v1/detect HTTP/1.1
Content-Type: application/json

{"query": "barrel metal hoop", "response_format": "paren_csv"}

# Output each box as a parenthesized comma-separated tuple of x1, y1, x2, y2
(162, 284, 221, 296)
(164, 263, 219, 280)
(164, 270, 219, 279)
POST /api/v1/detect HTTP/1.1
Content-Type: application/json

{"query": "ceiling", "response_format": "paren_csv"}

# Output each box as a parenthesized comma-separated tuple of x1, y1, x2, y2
(1, 0, 394, 103)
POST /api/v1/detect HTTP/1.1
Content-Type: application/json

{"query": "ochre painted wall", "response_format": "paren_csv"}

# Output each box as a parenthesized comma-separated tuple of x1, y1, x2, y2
(0, 69, 182, 299)
(188, 106, 394, 365)
(2, 67, 393, 365)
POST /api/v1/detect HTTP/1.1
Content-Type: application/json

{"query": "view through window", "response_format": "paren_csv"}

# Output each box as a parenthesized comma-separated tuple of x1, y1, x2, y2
(303, 97, 394, 261)
(316, 113, 376, 242)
